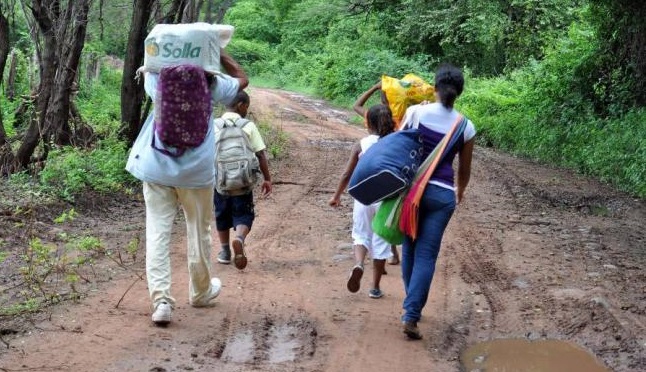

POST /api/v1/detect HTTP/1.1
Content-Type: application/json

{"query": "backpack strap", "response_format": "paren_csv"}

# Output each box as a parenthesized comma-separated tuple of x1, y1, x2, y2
(214, 118, 227, 130)
(151, 122, 187, 158)
(223, 117, 250, 129)
(217, 117, 250, 128)
(234, 118, 250, 128)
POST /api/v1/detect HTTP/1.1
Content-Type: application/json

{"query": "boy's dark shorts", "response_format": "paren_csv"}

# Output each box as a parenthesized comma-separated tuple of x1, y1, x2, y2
(214, 191, 255, 231)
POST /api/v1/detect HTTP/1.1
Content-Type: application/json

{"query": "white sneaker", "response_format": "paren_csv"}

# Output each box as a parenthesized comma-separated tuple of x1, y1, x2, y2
(152, 301, 171, 325)
(190, 278, 222, 307)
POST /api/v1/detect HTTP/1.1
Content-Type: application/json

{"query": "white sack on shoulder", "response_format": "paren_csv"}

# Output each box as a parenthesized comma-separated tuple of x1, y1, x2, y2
(144, 22, 234, 74)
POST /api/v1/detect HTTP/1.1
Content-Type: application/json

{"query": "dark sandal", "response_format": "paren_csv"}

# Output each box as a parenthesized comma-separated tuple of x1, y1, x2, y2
(232, 236, 247, 270)
(347, 264, 363, 293)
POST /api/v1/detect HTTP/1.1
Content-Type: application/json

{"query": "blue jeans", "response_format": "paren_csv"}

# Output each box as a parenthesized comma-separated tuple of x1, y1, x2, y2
(401, 184, 456, 323)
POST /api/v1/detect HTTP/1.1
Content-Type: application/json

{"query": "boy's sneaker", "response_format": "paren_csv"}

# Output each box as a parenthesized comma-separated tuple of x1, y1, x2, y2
(232, 237, 247, 270)
(368, 288, 384, 299)
(152, 301, 171, 326)
(190, 278, 222, 307)
(346, 264, 363, 293)
(217, 248, 231, 264)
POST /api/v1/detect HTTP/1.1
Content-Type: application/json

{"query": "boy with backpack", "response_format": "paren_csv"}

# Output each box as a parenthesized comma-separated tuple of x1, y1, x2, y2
(213, 90, 272, 270)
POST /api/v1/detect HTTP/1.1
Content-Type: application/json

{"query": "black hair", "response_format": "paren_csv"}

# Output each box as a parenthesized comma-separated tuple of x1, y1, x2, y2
(205, 73, 215, 87)
(434, 64, 464, 109)
(366, 104, 395, 138)
(226, 90, 250, 109)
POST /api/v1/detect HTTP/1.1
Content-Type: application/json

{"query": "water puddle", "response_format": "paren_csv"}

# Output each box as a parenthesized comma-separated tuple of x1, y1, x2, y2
(267, 324, 300, 363)
(461, 339, 609, 372)
(220, 330, 255, 363)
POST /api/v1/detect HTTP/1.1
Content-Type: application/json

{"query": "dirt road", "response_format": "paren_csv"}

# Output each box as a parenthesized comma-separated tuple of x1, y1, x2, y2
(0, 87, 644, 371)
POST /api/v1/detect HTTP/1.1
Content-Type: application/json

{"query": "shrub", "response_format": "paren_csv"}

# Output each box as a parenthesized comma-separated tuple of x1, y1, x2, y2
(39, 138, 131, 201)
(227, 39, 275, 76)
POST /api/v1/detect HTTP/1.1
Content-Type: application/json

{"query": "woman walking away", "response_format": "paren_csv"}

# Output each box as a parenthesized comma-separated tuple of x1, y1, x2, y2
(329, 104, 396, 299)
(398, 64, 476, 339)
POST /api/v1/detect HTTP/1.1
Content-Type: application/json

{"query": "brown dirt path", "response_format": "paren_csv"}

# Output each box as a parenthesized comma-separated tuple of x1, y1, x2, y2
(0, 87, 644, 371)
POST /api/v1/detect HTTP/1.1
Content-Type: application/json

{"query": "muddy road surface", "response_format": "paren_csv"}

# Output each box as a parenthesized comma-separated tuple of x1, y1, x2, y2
(0, 87, 644, 371)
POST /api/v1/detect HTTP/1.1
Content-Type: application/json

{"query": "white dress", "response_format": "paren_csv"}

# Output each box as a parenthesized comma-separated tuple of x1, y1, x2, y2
(351, 134, 392, 259)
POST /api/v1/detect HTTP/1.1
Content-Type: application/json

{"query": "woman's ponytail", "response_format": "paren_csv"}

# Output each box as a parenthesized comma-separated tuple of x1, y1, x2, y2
(434, 64, 464, 109)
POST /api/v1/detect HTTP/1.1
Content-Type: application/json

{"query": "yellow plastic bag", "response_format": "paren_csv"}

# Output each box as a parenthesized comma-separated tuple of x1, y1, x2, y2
(381, 74, 435, 128)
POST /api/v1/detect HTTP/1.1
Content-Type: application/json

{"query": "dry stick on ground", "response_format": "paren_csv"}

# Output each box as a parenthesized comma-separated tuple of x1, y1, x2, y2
(115, 274, 144, 309)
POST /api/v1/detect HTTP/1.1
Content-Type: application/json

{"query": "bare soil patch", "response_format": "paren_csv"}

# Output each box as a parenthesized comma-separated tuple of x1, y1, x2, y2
(0, 87, 644, 371)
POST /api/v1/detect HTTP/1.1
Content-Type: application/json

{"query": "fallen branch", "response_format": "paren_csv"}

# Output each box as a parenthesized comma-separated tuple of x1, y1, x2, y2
(115, 274, 144, 309)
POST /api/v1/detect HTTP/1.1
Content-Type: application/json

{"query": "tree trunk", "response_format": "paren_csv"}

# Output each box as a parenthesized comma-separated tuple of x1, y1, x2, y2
(121, 0, 199, 146)
(47, 0, 92, 146)
(6, 51, 18, 101)
(0, 10, 9, 84)
(69, 100, 95, 147)
(15, 0, 93, 169)
(215, 0, 235, 24)
(205, 0, 213, 23)
(119, 0, 155, 146)
(158, 0, 186, 23)
(98, 0, 104, 41)
(86, 53, 100, 81)
(0, 10, 16, 175)
(182, 0, 201, 22)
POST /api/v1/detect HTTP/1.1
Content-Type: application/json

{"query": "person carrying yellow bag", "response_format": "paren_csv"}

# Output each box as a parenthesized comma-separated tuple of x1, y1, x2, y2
(352, 73, 435, 265)
(353, 74, 435, 130)
(381, 74, 435, 129)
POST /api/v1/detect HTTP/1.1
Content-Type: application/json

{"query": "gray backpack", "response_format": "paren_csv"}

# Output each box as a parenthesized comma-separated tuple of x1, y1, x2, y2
(214, 117, 261, 195)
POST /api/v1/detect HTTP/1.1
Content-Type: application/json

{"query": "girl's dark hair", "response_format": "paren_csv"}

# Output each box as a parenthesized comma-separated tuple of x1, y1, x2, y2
(366, 104, 395, 138)
(226, 90, 250, 109)
(434, 64, 464, 108)
(205, 72, 216, 87)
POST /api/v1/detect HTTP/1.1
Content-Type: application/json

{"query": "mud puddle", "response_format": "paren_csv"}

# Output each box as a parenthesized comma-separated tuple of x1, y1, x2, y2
(461, 339, 609, 372)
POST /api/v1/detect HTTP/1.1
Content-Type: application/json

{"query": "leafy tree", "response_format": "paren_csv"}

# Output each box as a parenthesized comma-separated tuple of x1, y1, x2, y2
(119, 0, 155, 146)
(224, 0, 280, 44)
(87, 0, 132, 58)
(347, 0, 581, 75)
(584, 1, 646, 113)
(278, 0, 344, 58)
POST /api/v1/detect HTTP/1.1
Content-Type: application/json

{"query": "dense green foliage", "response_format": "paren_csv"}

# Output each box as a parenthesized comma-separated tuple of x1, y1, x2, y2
(222, 0, 644, 197)
(459, 20, 646, 197)
(1, 0, 644, 198)
(585, 0, 646, 112)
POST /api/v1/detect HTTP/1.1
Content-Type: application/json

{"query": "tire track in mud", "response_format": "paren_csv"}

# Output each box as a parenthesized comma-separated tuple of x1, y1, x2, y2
(194, 307, 319, 371)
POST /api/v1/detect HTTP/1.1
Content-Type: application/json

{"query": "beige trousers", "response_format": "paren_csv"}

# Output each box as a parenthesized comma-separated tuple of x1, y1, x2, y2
(143, 182, 214, 308)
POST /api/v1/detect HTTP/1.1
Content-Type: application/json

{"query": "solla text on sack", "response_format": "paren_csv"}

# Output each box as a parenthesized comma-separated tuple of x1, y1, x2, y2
(160, 42, 202, 59)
